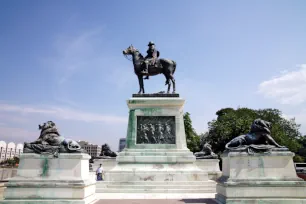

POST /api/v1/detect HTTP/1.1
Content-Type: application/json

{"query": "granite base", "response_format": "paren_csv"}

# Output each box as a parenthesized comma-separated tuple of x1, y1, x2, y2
(195, 159, 222, 180)
(97, 97, 217, 193)
(0, 153, 96, 204)
(215, 151, 306, 204)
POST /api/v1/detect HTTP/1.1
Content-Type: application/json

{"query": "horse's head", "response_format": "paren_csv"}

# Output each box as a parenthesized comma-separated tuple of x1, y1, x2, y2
(122, 44, 138, 55)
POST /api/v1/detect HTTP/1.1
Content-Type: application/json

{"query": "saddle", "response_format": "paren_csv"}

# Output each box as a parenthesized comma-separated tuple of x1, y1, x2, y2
(142, 59, 162, 74)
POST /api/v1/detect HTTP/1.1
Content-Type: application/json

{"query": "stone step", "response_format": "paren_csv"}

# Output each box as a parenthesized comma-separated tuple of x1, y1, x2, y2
(116, 156, 195, 163)
(96, 188, 215, 193)
(96, 181, 216, 187)
(122, 149, 190, 152)
(99, 184, 215, 189)
(95, 180, 217, 193)
(120, 152, 194, 156)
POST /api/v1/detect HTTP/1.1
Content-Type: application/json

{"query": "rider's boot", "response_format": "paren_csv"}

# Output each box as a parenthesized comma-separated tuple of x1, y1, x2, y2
(141, 63, 149, 74)
(144, 76, 149, 80)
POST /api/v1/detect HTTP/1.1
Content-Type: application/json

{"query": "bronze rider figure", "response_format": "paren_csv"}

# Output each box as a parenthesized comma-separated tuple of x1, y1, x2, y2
(142, 41, 160, 80)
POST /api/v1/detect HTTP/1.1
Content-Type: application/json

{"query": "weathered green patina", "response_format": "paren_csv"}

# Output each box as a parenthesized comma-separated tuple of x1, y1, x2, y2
(258, 156, 265, 177)
(126, 109, 136, 148)
(41, 157, 49, 177)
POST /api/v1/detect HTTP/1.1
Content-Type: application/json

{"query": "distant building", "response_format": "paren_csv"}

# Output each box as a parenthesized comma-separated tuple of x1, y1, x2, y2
(0, 141, 23, 162)
(78, 140, 101, 158)
(118, 138, 126, 152)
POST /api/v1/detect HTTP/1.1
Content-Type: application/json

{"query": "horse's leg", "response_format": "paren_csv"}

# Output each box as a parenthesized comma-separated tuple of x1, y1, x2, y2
(140, 75, 145, 94)
(164, 74, 170, 93)
(167, 80, 171, 94)
(138, 75, 142, 94)
(170, 75, 176, 94)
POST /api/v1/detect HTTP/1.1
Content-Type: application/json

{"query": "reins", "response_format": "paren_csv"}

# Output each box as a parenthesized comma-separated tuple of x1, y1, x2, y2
(123, 54, 133, 61)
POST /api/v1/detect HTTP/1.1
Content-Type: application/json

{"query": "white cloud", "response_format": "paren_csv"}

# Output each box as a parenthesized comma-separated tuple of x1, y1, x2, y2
(258, 64, 306, 105)
(0, 103, 127, 124)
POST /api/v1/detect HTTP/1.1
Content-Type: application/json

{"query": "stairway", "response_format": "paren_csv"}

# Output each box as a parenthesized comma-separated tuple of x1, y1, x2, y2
(96, 180, 216, 193)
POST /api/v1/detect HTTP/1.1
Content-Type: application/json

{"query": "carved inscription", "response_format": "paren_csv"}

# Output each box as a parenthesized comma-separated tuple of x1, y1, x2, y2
(136, 116, 176, 144)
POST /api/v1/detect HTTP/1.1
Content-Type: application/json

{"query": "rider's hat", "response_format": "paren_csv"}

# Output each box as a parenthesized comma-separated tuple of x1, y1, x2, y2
(148, 41, 155, 46)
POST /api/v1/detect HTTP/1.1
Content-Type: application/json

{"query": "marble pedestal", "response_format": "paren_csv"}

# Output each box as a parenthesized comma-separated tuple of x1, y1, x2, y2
(196, 159, 222, 180)
(216, 151, 306, 204)
(97, 96, 216, 193)
(0, 153, 96, 204)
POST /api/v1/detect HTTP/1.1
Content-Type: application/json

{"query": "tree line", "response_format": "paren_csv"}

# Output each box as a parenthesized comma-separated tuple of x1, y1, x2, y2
(0, 157, 20, 167)
(184, 107, 306, 162)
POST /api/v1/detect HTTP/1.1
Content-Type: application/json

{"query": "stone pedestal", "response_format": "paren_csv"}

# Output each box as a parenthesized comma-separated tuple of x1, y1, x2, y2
(0, 153, 96, 204)
(216, 151, 306, 204)
(195, 159, 222, 180)
(97, 96, 216, 193)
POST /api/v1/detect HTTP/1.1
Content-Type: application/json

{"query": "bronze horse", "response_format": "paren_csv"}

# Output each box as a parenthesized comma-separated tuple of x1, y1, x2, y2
(123, 45, 176, 94)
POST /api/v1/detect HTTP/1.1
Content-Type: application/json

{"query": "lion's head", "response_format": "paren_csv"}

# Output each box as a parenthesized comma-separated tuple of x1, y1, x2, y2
(250, 119, 272, 134)
(102, 144, 110, 151)
(101, 143, 117, 157)
(38, 121, 61, 145)
(38, 121, 56, 131)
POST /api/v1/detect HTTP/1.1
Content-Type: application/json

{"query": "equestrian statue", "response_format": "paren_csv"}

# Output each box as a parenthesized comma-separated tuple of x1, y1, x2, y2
(123, 41, 177, 94)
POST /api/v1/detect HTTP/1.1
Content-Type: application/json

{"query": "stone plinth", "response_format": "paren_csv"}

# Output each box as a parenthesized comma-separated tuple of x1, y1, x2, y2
(98, 96, 216, 193)
(216, 151, 306, 204)
(0, 153, 96, 204)
(195, 159, 222, 180)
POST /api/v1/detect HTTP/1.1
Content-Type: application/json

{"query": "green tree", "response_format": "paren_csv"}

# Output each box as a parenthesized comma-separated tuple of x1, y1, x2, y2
(199, 132, 209, 147)
(297, 135, 306, 162)
(184, 112, 201, 153)
(13, 156, 20, 165)
(206, 108, 302, 159)
(7, 158, 15, 166)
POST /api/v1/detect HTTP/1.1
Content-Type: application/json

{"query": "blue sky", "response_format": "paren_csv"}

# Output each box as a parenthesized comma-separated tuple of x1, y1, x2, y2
(0, 0, 306, 150)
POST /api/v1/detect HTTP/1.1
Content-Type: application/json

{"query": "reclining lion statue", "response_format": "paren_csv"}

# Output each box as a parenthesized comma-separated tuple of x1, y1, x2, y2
(194, 142, 218, 159)
(24, 121, 85, 157)
(100, 143, 117, 157)
(225, 118, 287, 154)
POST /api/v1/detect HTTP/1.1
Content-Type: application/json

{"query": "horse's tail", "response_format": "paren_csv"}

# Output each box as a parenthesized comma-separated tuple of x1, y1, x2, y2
(172, 60, 176, 74)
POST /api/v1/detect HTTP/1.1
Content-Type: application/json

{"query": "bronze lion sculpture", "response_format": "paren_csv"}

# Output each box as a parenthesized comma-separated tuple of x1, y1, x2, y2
(100, 143, 117, 157)
(24, 121, 85, 157)
(225, 119, 287, 154)
(194, 142, 218, 159)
